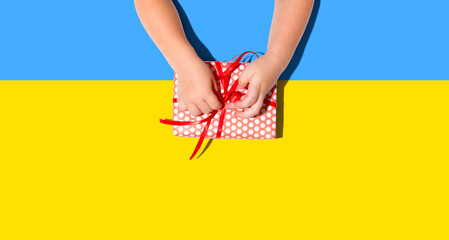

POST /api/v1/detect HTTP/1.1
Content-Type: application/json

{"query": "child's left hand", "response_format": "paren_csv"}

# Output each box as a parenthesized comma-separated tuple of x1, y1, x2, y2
(226, 53, 286, 118)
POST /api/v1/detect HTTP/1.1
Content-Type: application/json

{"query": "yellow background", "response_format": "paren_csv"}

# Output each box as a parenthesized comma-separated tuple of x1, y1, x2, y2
(1, 80, 448, 239)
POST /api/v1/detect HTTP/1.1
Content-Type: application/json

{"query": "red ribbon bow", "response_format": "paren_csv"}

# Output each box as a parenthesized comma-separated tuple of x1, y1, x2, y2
(160, 51, 276, 160)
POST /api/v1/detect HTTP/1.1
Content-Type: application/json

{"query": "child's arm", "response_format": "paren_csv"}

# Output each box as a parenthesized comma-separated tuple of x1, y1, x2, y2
(228, 0, 314, 118)
(135, 0, 222, 116)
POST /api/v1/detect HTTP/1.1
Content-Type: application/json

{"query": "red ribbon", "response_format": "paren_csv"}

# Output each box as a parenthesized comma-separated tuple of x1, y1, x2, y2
(160, 51, 277, 160)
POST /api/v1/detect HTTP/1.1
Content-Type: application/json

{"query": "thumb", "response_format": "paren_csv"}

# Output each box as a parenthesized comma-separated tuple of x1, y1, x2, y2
(237, 70, 254, 90)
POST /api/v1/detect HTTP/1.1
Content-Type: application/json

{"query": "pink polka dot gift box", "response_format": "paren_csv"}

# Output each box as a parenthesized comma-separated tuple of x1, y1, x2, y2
(160, 52, 277, 159)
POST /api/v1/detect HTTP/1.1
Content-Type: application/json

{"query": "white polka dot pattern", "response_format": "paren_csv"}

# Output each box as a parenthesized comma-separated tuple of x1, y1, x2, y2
(172, 61, 277, 139)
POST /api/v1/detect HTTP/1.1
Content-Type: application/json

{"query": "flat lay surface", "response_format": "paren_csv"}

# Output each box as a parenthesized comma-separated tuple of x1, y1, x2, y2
(1, 80, 448, 239)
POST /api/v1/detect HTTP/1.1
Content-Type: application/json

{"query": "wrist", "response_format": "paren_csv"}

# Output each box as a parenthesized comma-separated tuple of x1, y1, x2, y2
(174, 55, 205, 76)
(168, 45, 202, 74)
(264, 52, 289, 73)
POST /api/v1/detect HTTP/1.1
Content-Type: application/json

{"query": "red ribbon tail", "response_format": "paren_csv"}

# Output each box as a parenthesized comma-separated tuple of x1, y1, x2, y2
(216, 109, 227, 138)
(160, 119, 196, 125)
(190, 119, 212, 160)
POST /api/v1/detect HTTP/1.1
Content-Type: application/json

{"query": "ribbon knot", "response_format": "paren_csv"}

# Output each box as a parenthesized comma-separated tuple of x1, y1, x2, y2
(160, 51, 272, 160)
(229, 91, 243, 103)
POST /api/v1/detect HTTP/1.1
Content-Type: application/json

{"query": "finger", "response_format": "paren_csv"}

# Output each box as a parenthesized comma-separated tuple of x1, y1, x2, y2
(225, 102, 237, 109)
(196, 99, 214, 114)
(235, 95, 264, 118)
(186, 103, 202, 116)
(234, 82, 259, 109)
(205, 93, 223, 110)
(225, 94, 248, 109)
(179, 100, 187, 111)
(211, 77, 219, 93)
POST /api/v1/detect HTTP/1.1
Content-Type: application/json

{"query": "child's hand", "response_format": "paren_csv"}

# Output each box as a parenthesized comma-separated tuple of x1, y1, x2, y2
(227, 53, 285, 118)
(176, 57, 223, 116)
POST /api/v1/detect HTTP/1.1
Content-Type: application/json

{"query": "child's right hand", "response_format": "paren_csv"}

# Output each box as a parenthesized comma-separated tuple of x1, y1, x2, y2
(175, 57, 223, 116)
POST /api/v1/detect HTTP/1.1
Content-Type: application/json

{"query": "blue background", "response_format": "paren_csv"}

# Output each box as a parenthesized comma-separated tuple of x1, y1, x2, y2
(0, 0, 448, 80)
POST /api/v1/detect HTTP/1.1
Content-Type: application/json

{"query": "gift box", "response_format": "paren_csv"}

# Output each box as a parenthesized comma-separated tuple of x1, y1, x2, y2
(160, 51, 277, 159)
